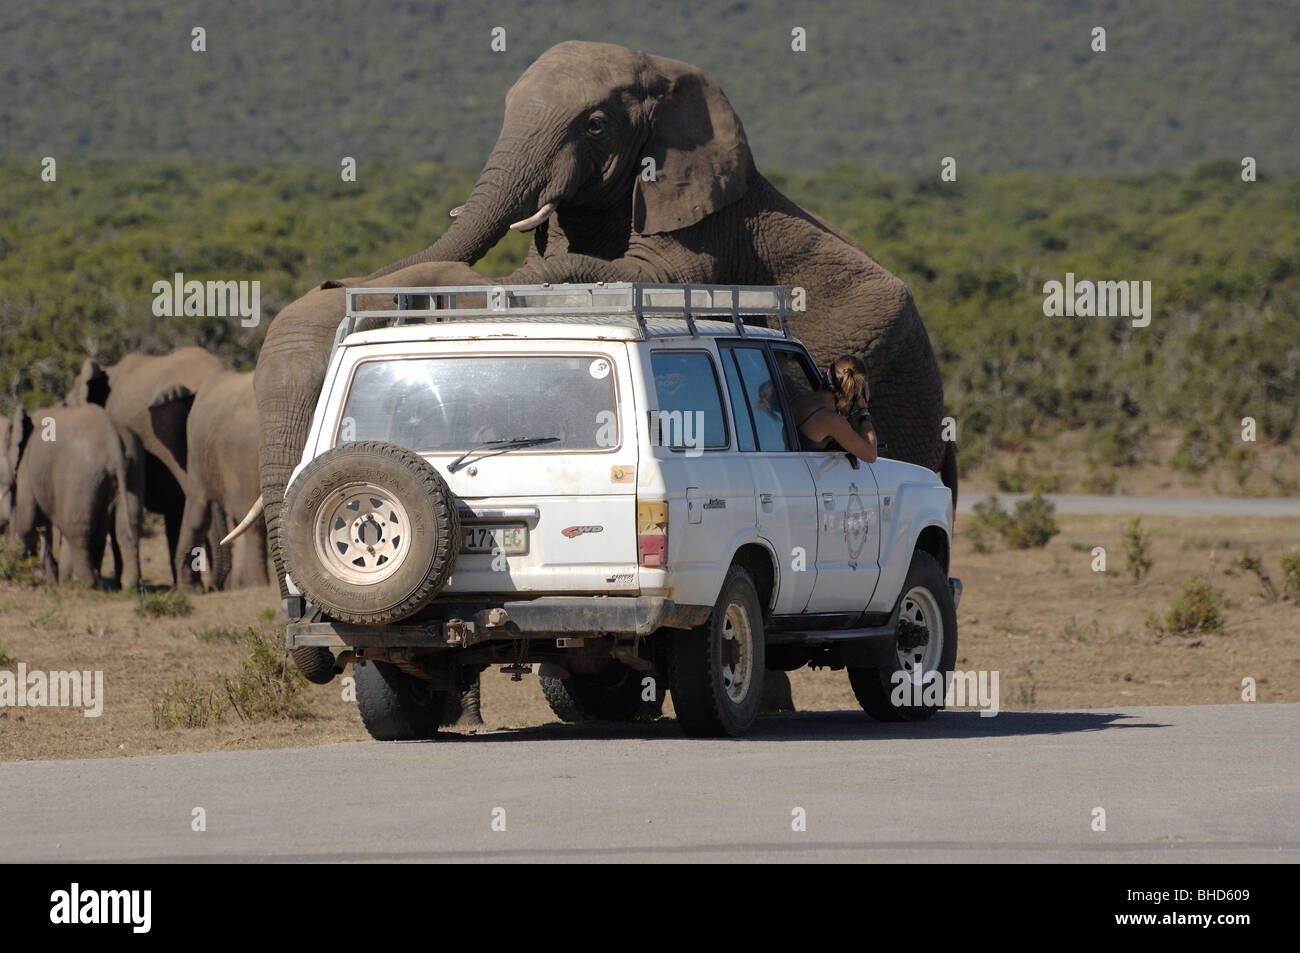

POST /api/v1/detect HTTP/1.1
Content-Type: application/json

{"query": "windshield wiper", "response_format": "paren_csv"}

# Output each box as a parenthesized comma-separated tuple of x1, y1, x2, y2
(447, 436, 560, 473)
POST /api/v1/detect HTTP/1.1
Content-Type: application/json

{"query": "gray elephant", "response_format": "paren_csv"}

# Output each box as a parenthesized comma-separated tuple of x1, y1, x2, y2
(0, 405, 141, 589)
(159, 371, 269, 591)
(253, 42, 951, 598)
(373, 40, 954, 495)
(67, 347, 230, 585)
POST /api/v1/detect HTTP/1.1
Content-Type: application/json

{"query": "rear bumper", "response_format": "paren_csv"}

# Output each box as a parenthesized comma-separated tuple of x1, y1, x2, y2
(285, 596, 712, 649)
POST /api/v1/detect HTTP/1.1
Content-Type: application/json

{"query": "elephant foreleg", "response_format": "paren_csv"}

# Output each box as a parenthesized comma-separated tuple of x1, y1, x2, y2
(173, 490, 210, 592)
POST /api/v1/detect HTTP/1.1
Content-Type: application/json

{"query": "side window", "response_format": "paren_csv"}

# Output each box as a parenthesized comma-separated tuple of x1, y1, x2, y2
(771, 347, 822, 405)
(650, 350, 728, 450)
(771, 346, 825, 451)
(723, 346, 791, 452)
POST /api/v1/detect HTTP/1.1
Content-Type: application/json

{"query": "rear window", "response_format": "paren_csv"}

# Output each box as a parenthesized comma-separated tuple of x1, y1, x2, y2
(338, 354, 618, 452)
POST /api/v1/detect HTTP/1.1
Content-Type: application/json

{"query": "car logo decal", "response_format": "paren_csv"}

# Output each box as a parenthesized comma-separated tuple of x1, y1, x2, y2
(562, 525, 604, 538)
(843, 482, 870, 566)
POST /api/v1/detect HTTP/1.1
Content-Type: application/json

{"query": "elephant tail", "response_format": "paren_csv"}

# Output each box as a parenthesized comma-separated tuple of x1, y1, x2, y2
(940, 440, 959, 510)
(221, 494, 264, 545)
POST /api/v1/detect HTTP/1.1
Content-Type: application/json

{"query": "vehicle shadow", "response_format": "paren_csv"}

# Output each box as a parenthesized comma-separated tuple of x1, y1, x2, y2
(430, 708, 1170, 744)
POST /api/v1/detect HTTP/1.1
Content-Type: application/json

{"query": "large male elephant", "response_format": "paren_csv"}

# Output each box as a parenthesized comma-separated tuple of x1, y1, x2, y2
(374, 40, 953, 485)
(254, 42, 951, 597)
(0, 405, 141, 589)
(67, 347, 230, 584)
(162, 371, 269, 590)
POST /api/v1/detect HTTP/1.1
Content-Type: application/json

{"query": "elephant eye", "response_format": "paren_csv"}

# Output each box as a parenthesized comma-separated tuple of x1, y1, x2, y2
(586, 114, 607, 136)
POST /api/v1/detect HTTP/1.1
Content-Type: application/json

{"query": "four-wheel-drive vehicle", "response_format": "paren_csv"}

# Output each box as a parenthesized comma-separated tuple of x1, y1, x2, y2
(280, 283, 960, 739)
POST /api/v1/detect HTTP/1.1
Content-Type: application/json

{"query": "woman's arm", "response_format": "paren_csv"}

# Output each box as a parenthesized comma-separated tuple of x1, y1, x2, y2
(804, 409, 877, 463)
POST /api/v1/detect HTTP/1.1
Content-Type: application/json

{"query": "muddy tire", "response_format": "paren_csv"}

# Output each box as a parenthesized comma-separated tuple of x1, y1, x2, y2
(283, 441, 459, 626)
(354, 660, 448, 741)
(848, 550, 958, 721)
(668, 565, 765, 737)
(539, 666, 658, 723)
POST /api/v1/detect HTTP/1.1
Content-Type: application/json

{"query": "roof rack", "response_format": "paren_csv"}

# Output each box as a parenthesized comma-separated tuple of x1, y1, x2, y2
(334, 282, 792, 350)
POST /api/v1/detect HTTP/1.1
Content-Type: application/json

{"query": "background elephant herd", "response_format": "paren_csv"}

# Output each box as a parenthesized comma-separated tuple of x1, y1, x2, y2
(1, 346, 267, 593)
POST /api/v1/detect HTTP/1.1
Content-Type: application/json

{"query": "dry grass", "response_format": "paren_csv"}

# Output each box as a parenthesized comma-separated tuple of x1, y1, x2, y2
(2, 514, 1297, 761)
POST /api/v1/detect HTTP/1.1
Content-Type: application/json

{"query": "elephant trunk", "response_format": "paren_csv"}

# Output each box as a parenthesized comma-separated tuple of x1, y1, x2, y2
(255, 298, 346, 599)
(367, 134, 544, 280)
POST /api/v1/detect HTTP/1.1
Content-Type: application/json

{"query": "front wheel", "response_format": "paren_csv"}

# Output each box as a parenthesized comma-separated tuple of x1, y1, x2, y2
(668, 566, 766, 737)
(848, 550, 958, 721)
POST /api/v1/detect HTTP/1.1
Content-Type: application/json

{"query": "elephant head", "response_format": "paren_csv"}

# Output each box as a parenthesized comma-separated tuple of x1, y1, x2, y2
(0, 407, 33, 533)
(372, 41, 755, 276)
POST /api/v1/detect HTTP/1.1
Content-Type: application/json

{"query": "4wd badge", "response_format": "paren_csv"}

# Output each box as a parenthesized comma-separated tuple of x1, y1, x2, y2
(562, 525, 604, 538)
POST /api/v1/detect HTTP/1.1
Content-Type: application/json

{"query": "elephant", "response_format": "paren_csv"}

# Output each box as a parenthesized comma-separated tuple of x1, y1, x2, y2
(252, 42, 952, 596)
(67, 347, 230, 585)
(372, 40, 954, 491)
(159, 371, 269, 591)
(0, 404, 141, 589)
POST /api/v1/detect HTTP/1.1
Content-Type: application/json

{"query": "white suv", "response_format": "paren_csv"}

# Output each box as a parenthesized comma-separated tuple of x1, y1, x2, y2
(281, 283, 960, 738)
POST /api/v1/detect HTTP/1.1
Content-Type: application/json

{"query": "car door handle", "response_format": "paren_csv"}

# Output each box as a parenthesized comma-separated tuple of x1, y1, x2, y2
(759, 493, 773, 505)
(823, 493, 834, 506)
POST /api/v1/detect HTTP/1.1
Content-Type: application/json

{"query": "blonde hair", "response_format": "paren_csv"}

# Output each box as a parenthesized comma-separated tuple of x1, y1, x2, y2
(830, 355, 869, 416)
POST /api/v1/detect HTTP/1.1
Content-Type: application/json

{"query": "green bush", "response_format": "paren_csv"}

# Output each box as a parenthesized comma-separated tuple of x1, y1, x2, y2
(151, 677, 224, 729)
(972, 493, 1060, 549)
(0, 538, 40, 587)
(135, 590, 194, 618)
(1162, 577, 1227, 635)
(1121, 518, 1154, 583)
(152, 627, 314, 730)
(1280, 553, 1300, 600)
(223, 628, 313, 723)
(1225, 549, 1278, 601)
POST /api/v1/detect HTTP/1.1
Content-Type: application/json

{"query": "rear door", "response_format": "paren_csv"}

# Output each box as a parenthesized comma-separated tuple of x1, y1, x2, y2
(330, 341, 640, 594)
(769, 345, 882, 613)
(718, 342, 818, 613)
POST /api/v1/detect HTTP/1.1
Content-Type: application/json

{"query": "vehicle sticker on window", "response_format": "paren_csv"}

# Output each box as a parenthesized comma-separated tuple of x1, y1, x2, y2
(589, 358, 610, 379)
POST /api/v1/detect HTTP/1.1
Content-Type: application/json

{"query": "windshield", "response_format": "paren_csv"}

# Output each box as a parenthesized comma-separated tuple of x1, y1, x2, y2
(337, 354, 619, 452)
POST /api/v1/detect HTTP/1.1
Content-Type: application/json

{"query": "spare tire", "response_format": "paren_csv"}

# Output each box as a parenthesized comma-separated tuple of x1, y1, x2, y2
(283, 441, 459, 625)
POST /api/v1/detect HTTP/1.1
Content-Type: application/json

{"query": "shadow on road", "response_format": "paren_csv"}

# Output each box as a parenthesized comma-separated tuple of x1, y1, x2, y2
(432, 709, 1170, 744)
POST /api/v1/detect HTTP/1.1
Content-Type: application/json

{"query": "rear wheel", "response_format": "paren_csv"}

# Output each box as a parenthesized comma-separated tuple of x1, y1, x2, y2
(848, 550, 957, 721)
(539, 665, 659, 723)
(668, 566, 765, 737)
(354, 660, 449, 741)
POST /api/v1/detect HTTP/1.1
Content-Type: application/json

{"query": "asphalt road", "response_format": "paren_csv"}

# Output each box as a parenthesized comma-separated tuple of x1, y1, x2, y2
(957, 493, 1300, 517)
(1, 704, 1295, 862)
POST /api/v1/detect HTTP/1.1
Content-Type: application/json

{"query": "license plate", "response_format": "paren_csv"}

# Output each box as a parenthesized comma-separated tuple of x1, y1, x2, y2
(460, 523, 527, 555)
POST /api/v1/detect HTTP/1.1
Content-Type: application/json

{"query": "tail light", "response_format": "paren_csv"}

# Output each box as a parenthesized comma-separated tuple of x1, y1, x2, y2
(637, 500, 667, 567)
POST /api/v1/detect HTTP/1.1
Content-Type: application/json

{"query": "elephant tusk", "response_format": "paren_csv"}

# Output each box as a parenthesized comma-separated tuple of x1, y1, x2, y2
(508, 202, 556, 232)
(449, 204, 465, 218)
(220, 494, 264, 546)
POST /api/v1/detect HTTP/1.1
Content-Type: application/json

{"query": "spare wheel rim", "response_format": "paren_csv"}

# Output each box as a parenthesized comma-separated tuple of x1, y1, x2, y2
(314, 482, 414, 585)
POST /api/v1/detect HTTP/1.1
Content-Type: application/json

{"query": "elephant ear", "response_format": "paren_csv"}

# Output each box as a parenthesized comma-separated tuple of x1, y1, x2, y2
(6, 407, 32, 474)
(633, 56, 754, 235)
(68, 359, 110, 407)
(148, 384, 195, 473)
